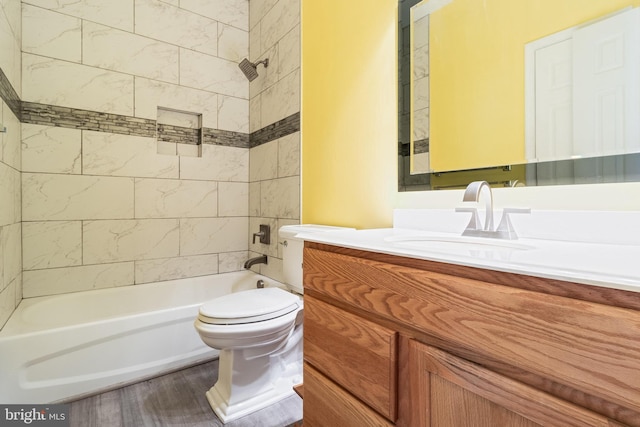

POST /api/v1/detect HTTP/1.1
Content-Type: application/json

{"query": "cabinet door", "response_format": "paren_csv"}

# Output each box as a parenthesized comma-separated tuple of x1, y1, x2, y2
(407, 340, 621, 427)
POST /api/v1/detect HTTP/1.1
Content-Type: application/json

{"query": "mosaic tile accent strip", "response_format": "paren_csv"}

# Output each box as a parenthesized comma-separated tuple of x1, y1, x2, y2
(250, 112, 300, 148)
(22, 102, 157, 137)
(14, 99, 293, 150)
(157, 123, 201, 145)
(414, 138, 429, 154)
(399, 138, 429, 156)
(203, 128, 249, 148)
(0, 68, 21, 120)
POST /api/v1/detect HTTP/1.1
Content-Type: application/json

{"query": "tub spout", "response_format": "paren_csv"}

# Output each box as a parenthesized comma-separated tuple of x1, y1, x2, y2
(244, 255, 268, 269)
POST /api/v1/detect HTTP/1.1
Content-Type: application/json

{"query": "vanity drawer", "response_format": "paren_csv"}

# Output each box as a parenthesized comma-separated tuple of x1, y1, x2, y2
(303, 363, 394, 427)
(304, 295, 398, 421)
(303, 245, 640, 419)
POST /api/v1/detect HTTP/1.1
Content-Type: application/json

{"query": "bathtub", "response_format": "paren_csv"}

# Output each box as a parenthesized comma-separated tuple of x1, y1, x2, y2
(0, 271, 287, 404)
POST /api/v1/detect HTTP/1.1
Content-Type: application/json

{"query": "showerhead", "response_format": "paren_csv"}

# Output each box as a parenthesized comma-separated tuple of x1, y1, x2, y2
(238, 58, 269, 82)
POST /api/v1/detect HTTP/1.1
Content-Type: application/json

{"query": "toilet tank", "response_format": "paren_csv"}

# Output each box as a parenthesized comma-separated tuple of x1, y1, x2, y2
(279, 225, 353, 294)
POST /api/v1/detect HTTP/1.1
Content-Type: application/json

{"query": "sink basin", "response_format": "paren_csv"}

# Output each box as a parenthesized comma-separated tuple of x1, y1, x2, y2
(384, 234, 535, 252)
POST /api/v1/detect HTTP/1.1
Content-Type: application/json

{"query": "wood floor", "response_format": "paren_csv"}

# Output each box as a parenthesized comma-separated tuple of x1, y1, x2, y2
(68, 359, 303, 427)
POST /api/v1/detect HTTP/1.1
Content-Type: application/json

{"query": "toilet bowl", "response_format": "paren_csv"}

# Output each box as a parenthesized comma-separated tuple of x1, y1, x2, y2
(194, 287, 303, 423)
(194, 224, 351, 423)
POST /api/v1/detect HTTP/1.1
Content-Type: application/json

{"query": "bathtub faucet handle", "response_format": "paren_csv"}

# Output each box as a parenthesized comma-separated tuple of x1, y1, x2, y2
(252, 224, 271, 244)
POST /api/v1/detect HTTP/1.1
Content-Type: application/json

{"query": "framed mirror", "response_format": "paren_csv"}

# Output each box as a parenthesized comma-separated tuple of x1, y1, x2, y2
(398, 0, 640, 191)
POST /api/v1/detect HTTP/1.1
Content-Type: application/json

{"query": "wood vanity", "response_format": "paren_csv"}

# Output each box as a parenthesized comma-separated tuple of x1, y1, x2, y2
(302, 241, 640, 427)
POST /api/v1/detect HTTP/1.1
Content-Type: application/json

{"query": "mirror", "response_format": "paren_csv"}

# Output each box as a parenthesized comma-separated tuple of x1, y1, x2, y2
(398, 0, 640, 191)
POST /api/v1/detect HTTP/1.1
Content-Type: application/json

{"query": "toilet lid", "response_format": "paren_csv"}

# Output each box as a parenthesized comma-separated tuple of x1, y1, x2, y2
(198, 287, 300, 325)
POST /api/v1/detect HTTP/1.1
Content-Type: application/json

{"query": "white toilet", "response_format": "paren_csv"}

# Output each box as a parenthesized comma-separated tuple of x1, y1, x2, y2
(194, 225, 348, 423)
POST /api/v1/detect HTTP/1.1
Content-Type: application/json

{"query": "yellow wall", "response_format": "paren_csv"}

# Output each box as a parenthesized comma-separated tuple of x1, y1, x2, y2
(301, 0, 398, 228)
(430, 0, 640, 172)
(301, 1, 640, 230)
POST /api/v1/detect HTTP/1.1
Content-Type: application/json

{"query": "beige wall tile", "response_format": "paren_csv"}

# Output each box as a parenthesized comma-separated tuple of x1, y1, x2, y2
(179, 49, 247, 99)
(135, 178, 218, 218)
(218, 181, 249, 216)
(176, 143, 200, 157)
(135, 0, 218, 56)
(180, 0, 248, 30)
(0, 164, 19, 226)
(134, 77, 219, 128)
(0, 2, 22, 96)
(218, 95, 249, 133)
(22, 173, 134, 221)
(22, 124, 82, 174)
(23, 262, 134, 298)
(22, 53, 134, 116)
(1, 102, 20, 170)
(2, 222, 21, 286)
(22, 53, 133, 116)
(250, 140, 278, 181)
(218, 23, 248, 62)
(83, 219, 180, 264)
(278, 24, 300, 79)
(135, 254, 218, 284)
(260, 68, 299, 126)
(249, 95, 261, 132)
(24, 0, 134, 31)
(23, 221, 82, 270)
(0, 279, 16, 328)
(180, 144, 248, 181)
(83, 22, 179, 84)
(278, 132, 300, 177)
(249, 181, 260, 217)
(83, 131, 179, 178)
(22, 4, 81, 63)
(219, 251, 248, 273)
(260, 176, 299, 219)
(249, 0, 278, 30)
(180, 217, 248, 256)
(260, 0, 299, 50)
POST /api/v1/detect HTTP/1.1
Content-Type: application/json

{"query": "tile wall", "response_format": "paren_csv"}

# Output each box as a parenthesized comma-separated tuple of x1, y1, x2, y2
(20, 0, 252, 298)
(0, 0, 22, 327)
(0, 0, 302, 328)
(247, 0, 301, 282)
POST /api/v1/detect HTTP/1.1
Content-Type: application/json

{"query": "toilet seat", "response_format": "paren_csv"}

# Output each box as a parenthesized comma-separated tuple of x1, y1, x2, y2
(198, 287, 300, 325)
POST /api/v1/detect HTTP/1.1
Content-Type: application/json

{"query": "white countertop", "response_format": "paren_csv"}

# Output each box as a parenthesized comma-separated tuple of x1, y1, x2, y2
(297, 210, 640, 293)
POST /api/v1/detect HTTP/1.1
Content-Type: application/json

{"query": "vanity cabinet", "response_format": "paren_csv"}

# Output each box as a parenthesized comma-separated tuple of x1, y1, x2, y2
(302, 242, 640, 427)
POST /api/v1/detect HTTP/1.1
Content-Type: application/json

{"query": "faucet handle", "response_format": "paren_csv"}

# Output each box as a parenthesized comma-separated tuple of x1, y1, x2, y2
(496, 208, 531, 240)
(455, 206, 482, 234)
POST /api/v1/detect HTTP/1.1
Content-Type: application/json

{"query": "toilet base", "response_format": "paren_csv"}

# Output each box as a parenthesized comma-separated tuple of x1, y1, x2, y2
(205, 379, 297, 423)
(204, 323, 303, 423)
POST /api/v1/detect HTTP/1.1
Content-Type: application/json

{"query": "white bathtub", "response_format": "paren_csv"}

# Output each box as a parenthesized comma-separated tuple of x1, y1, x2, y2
(0, 271, 287, 404)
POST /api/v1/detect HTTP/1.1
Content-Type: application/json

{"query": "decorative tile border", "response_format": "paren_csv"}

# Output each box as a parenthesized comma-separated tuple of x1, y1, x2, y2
(22, 102, 157, 137)
(249, 112, 300, 148)
(399, 138, 429, 156)
(157, 123, 201, 145)
(1, 68, 297, 149)
(203, 127, 250, 148)
(0, 68, 21, 120)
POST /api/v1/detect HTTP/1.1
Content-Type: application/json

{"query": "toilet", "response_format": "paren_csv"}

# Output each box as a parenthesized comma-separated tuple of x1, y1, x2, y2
(194, 224, 349, 423)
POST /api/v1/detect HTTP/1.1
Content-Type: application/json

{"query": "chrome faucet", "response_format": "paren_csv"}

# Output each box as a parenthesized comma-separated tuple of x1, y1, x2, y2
(244, 255, 268, 269)
(456, 181, 530, 240)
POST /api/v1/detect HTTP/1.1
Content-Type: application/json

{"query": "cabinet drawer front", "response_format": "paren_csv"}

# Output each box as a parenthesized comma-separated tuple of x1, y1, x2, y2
(304, 246, 640, 416)
(304, 295, 398, 421)
(303, 364, 394, 427)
